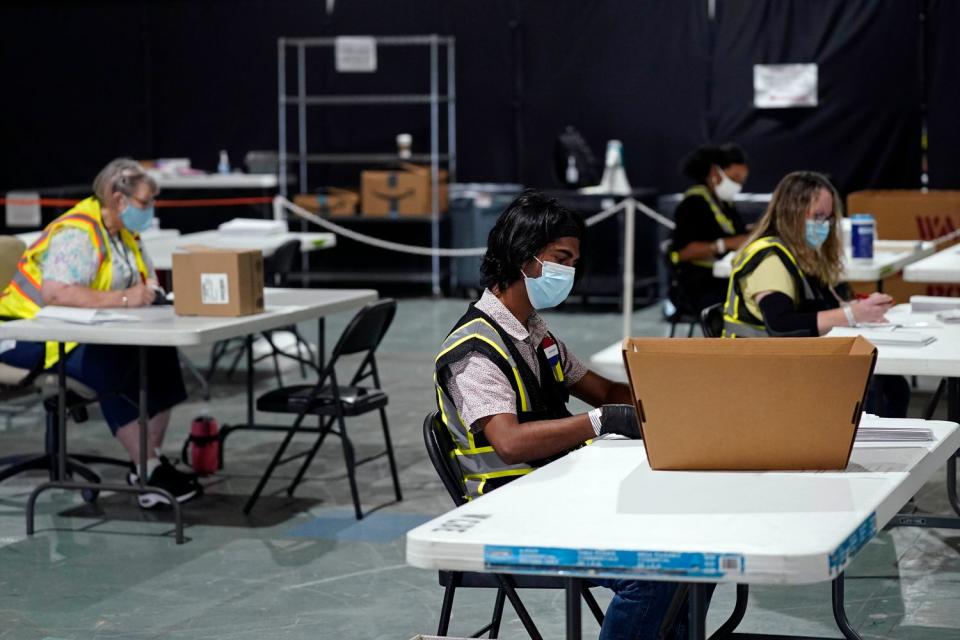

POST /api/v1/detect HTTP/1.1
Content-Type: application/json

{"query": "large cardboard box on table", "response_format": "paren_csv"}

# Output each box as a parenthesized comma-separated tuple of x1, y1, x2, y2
(621, 337, 877, 471)
(361, 163, 448, 217)
(847, 190, 960, 298)
(172, 247, 264, 317)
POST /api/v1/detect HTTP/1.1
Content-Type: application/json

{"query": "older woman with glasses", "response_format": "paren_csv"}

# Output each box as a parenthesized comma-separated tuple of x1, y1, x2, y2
(722, 170, 909, 416)
(0, 158, 201, 508)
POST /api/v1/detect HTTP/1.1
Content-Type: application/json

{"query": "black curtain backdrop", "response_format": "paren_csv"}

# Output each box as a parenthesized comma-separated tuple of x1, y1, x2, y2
(925, 0, 960, 189)
(0, 0, 952, 199)
(709, 0, 922, 196)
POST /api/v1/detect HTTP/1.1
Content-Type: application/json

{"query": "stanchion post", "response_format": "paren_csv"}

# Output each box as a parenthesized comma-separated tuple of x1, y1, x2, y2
(622, 198, 636, 341)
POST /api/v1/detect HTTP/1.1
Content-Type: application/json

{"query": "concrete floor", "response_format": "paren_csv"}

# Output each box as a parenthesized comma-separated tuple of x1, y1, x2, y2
(1, 297, 959, 639)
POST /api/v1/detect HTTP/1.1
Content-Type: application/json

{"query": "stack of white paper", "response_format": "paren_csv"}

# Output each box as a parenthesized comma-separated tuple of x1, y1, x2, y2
(218, 218, 288, 235)
(35, 306, 140, 324)
(936, 309, 960, 324)
(855, 427, 933, 443)
(827, 326, 937, 346)
(911, 295, 960, 312)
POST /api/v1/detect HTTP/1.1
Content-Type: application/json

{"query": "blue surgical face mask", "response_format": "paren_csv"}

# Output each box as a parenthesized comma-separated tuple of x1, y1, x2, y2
(523, 257, 576, 310)
(805, 218, 831, 249)
(120, 198, 155, 233)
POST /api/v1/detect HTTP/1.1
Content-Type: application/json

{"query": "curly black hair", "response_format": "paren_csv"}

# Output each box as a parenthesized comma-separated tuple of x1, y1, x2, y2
(679, 143, 749, 183)
(480, 190, 585, 293)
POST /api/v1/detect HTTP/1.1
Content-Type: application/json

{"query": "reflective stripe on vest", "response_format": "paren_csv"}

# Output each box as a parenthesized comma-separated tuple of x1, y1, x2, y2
(0, 196, 149, 368)
(435, 316, 536, 500)
(721, 236, 814, 339)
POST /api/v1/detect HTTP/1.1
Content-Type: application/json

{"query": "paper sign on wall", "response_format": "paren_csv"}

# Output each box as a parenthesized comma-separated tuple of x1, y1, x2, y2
(5, 191, 41, 228)
(754, 64, 818, 108)
(335, 36, 377, 73)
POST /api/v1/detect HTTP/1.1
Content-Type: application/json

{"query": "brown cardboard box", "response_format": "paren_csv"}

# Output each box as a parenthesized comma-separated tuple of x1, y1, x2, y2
(172, 246, 264, 317)
(621, 337, 877, 471)
(361, 163, 448, 217)
(847, 190, 960, 298)
(293, 188, 359, 217)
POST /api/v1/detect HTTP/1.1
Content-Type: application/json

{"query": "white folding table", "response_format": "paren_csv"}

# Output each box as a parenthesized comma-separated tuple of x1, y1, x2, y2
(903, 245, 960, 283)
(712, 241, 934, 291)
(148, 172, 278, 190)
(0, 287, 376, 543)
(407, 417, 960, 640)
(142, 229, 336, 271)
(14, 228, 336, 272)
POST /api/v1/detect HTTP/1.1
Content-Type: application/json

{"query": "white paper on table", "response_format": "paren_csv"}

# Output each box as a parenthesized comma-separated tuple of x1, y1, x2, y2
(218, 218, 288, 235)
(35, 306, 141, 324)
(827, 326, 937, 346)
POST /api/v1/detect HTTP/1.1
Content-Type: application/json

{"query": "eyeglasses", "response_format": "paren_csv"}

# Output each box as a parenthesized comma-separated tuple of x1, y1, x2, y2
(127, 194, 155, 209)
(810, 212, 835, 223)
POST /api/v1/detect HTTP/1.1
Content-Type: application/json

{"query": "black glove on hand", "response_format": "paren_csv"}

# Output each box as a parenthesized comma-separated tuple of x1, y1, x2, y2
(598, 404, 641, 439)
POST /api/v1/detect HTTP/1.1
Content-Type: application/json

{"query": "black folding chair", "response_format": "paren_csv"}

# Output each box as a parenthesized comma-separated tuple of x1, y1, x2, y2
(235, 299, 402, 517)
(700, 303, 724, 338)
(422, 412, 605, 639)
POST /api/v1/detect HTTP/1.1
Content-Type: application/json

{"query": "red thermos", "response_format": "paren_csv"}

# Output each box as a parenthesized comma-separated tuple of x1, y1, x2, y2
(188, 416, 220, 476)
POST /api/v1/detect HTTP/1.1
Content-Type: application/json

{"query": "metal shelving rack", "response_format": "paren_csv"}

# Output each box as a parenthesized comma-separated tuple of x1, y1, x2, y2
(277, 35, 457, 295)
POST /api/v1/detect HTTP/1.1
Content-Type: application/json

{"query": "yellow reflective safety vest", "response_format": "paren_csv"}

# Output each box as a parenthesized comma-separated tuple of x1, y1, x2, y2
(670, 185, 739, 269)
(721, 236, 816, 338)
(434, 305, 572, 500)
(0, 196, 149, 368)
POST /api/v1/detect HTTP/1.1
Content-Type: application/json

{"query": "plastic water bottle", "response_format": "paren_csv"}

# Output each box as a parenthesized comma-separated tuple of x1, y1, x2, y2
(565, 155, 579, 186)
(851, 214, 875, 260)
(217, 150, 231, 175)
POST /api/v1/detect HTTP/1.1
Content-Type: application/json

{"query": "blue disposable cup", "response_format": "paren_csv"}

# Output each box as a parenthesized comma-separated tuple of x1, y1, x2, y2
(851, 214, 875, 259)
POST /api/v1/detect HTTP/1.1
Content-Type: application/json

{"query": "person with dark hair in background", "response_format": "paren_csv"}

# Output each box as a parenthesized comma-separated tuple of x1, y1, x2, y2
(669, 143, 751, 313)
(434, 190, 702, 638)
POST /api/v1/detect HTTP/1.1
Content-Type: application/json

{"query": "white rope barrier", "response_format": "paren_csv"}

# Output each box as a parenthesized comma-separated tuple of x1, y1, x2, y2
(278, 195, 673, 257)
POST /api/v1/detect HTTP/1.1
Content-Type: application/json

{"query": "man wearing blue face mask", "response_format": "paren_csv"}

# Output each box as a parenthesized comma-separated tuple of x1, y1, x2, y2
(0, 158, 201, 508)
(434, 191, 693, 639)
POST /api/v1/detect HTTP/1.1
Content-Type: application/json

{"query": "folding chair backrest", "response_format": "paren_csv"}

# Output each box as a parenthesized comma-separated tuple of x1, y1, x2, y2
(422, 412, 468, 506)
(700, 302, 724, 338)
(0, 236, 27, 291)
(263, 239, 301, 286)
(331, 298, 397, 358)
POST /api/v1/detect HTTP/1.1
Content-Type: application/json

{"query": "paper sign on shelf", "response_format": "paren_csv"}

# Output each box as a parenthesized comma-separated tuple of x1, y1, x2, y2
(754, 64, 818, 108)
(335, 36, 377, 73)
(5, 191, 41, 228)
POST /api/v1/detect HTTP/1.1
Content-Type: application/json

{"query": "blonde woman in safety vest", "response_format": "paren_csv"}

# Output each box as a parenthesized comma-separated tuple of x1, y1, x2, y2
(722, 170, 910, 417)
(0, 158, 201, 508)
(668, 144, 751, 314)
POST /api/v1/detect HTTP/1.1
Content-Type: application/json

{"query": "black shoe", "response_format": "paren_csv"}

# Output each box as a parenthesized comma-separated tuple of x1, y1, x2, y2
(129, 458, 202, 509)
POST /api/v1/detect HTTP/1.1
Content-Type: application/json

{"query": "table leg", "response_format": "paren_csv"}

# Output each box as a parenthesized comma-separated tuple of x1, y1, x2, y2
(27, 345, 185, 544)
(688, 583, 706, 640)
(948, 379, 960, 517)
(141, 347, 184, 544)
(832, 573, 863, 640)
(317, 317, 325, 372)
(246, 334, 255, 428)
(566, 577, 582, 640)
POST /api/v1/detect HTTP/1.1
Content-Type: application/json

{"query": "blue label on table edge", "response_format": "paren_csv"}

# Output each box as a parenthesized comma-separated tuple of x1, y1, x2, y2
(483, 545, 744, 578)
(828, 512, 877, 575)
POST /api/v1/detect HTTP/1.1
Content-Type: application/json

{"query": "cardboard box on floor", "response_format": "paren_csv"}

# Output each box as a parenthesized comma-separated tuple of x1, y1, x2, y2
(293, 188, 359, 217)
(847, 190, 960, 298)
(621, 337, 877, 471)
(172, 246, 264, 317)
(361, 163, 448, 217)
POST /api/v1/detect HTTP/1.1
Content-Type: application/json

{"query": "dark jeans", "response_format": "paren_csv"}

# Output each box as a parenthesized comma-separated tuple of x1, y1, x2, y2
(592, 578, 714, 640)
(865, 375, 911, 419)
(0, 342, 187, 433)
